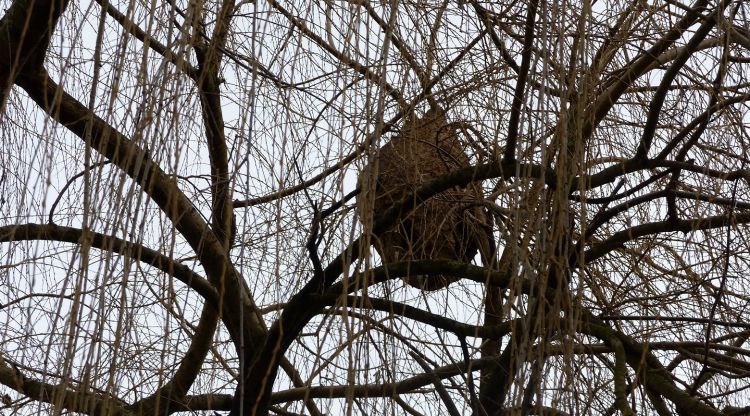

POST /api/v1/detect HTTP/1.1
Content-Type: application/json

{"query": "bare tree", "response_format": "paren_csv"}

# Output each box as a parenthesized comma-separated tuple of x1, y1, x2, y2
(2, 0, 750, 415)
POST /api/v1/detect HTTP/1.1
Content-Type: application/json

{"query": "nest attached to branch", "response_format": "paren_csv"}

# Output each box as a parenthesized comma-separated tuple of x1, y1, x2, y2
(358, 106, 490, 290)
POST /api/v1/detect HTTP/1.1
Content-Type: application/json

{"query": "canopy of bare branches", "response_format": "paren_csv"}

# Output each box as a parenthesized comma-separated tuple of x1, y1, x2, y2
(1, 0, 750, 415)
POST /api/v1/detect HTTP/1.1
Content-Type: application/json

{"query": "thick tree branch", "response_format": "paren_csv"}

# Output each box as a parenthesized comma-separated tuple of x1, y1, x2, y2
(93, 0, 199, 78)
(502, 0, 538, 163)
(13, 69, 265, 414)
(194, 0, 236, 249)
(0, 353, 130, 416)
(580, 311, 725, 416)
(583, 211, 750, 265)
(15, 69, 265, 347)
(635, 6, 722, 159)
(586, 0, 711, 138)
(0, 223, 222, 416)
(0, 0, 69, 106)
(315, 293, 517, 340)
(0, 223, 217, 302)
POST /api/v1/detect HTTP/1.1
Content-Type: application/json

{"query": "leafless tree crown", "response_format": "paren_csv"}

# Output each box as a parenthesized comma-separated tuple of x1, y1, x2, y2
(1, 0, 750, 415)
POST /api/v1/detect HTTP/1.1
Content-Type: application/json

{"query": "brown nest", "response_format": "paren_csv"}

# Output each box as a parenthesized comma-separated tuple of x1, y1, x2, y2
(358, 106, 490, 290)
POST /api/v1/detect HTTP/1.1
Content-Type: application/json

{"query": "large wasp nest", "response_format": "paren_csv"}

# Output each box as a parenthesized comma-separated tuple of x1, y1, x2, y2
(358, 106, 489, 290)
